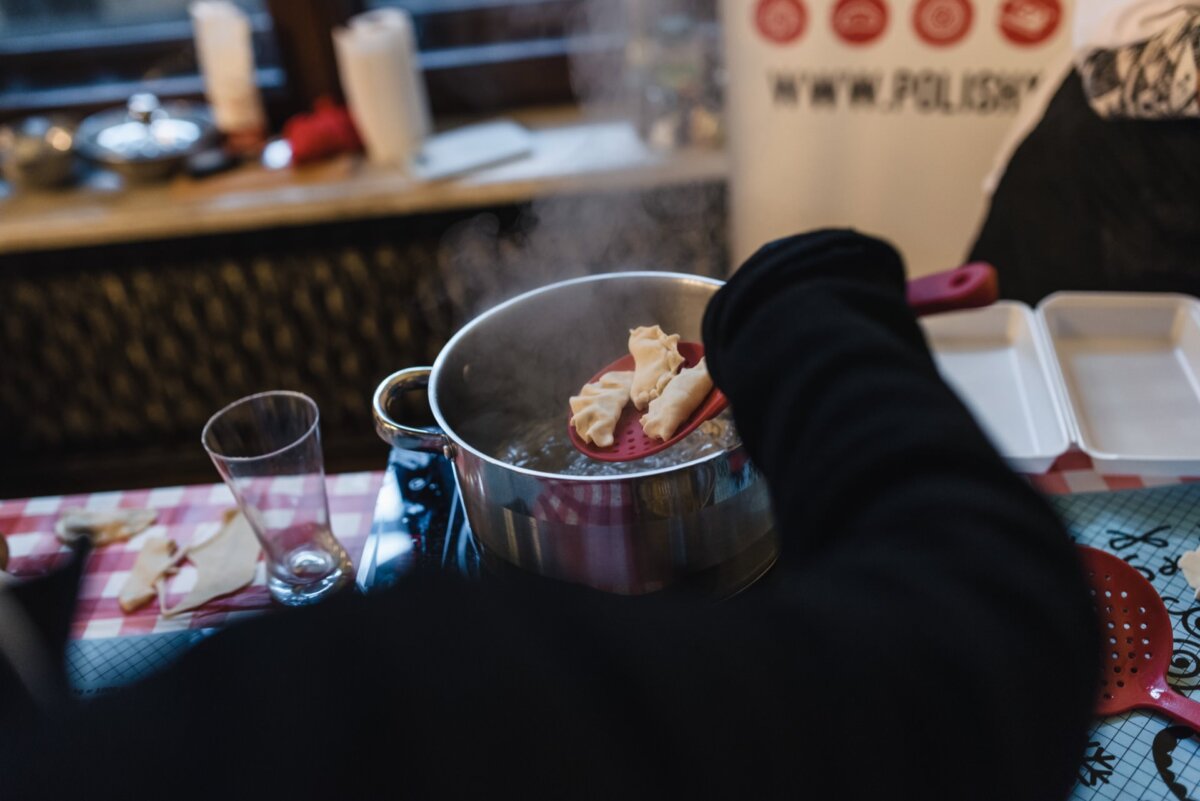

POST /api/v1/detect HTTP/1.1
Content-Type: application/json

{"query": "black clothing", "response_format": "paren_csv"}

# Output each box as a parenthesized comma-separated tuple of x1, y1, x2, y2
(971, 71, 1200, 304)
(2, 230, 1097, 800)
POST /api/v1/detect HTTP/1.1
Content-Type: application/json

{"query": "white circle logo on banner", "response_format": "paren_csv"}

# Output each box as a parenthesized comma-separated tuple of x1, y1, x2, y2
(755, 0, 808, 44)
(998, 0, 1061, 45)
(913, 0, 973, 46)
(832, 0, 889, 45)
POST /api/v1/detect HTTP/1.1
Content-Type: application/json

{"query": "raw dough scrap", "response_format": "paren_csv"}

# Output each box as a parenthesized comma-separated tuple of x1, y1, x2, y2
(1181, 548, 1200, 599)
(570, 371, 634, 448)
(641, 358, 714, 441)
(162, 511, 262, 617)
(628, 325, 685, 411)
(55, 509, 157, 547)
(119, 537, 180, 613)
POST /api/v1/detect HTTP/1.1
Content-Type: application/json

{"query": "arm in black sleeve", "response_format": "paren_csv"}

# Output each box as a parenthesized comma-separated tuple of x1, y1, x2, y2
(701, 230, 1099, 797)
(1, 231, 1097, 801)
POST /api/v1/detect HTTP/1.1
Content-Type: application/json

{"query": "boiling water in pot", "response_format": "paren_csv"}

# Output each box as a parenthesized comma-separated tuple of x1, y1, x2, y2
(496, 410, 740, 477)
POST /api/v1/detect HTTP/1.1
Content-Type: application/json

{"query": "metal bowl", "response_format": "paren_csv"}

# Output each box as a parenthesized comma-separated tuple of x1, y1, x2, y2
(0, 116, 77, 189)
(76, 93, 216, 183)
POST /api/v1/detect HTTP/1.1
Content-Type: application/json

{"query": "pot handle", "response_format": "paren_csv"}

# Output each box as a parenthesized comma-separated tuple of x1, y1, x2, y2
(372, 368, 450, 455)
(905, 262, 998, 317)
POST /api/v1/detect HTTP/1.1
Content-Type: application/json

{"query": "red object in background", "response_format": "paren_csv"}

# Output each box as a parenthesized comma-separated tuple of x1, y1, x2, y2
(755, 0, 808, 45)
(283, 97, 363, 165)
(832, 0, 888, 45)
(1080, 546, 1200, 729)
(999, 0, 1061, 46)
(913, 0, 973, 46)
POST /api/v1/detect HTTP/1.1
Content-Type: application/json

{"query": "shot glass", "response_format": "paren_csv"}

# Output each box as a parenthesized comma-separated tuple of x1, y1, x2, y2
(202, 391, 353, 606)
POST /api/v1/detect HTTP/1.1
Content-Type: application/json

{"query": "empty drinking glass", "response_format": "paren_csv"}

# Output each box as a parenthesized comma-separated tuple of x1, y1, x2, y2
(202, 391, 353, 606)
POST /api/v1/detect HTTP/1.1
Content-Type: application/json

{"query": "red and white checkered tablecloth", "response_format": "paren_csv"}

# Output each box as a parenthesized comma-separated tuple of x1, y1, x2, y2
(0, 452, 1193, 641)
(0, 471, 384, 640)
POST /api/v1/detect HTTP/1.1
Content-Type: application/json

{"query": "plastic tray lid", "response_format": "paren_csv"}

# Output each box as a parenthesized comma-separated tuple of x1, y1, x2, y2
(1036, 292, 1200, 477)
(921, 301, 1072, 474)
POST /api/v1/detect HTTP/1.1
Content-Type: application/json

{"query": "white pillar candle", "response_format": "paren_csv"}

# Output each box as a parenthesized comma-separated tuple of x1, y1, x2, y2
(333, 8, 431, 168)
(189, 0, 267, 136)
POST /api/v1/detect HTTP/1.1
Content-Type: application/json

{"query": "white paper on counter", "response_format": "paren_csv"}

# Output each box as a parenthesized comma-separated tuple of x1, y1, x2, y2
(411, 121, 533, 181)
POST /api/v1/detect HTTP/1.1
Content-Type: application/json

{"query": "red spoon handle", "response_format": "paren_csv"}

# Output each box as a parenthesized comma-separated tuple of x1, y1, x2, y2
(905, 262, 998, 317)
(1151, 687, 1200, 731)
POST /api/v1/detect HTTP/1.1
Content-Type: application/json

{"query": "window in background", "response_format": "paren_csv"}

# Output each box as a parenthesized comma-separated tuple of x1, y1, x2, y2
(369, 0, 589, 115)
(0, 0, 716, 127)
(365, 0, 717, 116)
(0, 0, 255, 37)
(0, 0, 279, 121)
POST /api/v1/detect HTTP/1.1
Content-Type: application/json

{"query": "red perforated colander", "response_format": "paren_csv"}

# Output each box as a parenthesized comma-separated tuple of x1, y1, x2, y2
(1079, 545, 1200, 728)
(567, 342, 725, 463)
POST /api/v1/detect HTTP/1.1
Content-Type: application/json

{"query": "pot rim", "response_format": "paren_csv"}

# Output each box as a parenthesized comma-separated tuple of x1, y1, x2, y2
(429, 271, 735, 482)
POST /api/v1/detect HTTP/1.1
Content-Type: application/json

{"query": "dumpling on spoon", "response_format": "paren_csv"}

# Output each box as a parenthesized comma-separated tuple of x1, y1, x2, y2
(641, 358, 714, 441)
(628, 325, 685, 410)
(570, 371, 634, 448)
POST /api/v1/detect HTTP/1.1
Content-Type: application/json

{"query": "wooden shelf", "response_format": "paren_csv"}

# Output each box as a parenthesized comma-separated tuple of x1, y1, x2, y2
(0, 109, 728, 255)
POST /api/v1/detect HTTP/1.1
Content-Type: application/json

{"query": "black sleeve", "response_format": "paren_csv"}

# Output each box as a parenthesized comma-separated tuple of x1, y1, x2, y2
(1, 231, 1097, 801)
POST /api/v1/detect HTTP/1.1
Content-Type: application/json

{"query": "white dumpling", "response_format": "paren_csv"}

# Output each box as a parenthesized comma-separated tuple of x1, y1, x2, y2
(628, 325, 685, 411)
(570, 371, 634, 448)
(641, 358, 713, 441)
(1181, 548, 1200, 599)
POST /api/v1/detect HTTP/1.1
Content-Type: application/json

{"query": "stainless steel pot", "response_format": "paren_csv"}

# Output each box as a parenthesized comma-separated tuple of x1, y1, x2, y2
(372, 272, 777, 595)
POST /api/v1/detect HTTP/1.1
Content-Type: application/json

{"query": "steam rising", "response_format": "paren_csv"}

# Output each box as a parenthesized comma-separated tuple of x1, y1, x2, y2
(435, 0, 724, 321)
(429, 0, 727, 473)
(437, 188, 722, 322)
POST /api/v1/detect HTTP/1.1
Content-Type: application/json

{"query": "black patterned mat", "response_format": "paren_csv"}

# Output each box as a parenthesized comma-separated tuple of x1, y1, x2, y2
(65, 629, 214, 699)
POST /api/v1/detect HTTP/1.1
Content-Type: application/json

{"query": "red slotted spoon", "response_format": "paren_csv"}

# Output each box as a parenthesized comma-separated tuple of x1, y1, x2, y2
(1079, 546, 1200, 729)
(568, 262, 999, 462)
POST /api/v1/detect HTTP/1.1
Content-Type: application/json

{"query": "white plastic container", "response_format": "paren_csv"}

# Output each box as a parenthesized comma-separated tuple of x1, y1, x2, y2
(1038, 293, 1200, 476)
(922, 293, 1200, 476)
(921, 302, 1071, 474)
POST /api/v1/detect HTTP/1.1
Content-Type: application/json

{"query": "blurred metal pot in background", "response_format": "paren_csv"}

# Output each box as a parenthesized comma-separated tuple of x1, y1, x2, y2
(76, 93, 217, 183)
(0, 115, 78, 189)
